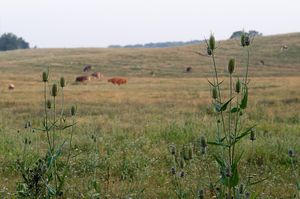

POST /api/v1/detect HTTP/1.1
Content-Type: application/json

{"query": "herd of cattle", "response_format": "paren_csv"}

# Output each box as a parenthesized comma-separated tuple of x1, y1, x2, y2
(5, 43, 290, 91)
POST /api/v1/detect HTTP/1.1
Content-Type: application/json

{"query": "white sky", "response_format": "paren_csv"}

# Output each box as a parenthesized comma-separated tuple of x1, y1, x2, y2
(0, 0, 299, 48)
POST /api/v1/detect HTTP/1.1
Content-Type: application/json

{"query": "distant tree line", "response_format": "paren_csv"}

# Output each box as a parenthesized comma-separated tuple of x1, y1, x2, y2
(0, 33, 30, 51)
(230, 30, 262, 39)
(108, 40, 204, 48)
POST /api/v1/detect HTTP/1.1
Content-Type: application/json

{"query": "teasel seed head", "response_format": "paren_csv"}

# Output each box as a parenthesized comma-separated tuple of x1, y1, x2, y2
(200, 136, 207, 148)
(171, 167, 176, 175)
(60, 77, 66, 88)
(42, 71, 48, 82)
(245, 192, 250, 199)
(51, 84, 58, 97)
(71, 105, 76, 116)
(212, 87, 218, 99)
(235, 79, 241, 93)
(207, 47, 212, 56)
(288, 149, 295, 158)
(188, 146, 193, 160)
(239, 183, 244, 194)
(209, 34, 216, 51)
(47, 100, 51, 109)
(241, 33, 250, 47)
(170, 145, 176, 155)
(180, 171, 185, 178)
(179, 158, 185, 169)
(198, 189, 204, 199)
(228, 58, 235, 74)
(250, 129, 256, 141)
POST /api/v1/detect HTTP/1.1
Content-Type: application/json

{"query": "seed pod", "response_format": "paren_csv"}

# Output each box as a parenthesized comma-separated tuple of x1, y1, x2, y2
(51, 84, 58, 97)
(212, 87, 218, 99)
(200, 136, 207, 148)
(42, 71, 48, 82)
(170, 145, 176, 155)
(288, 149, 295, 158)
(228, 58, 235, 74)
(235, 79, 241, 93)
(207, 47, 212, 56)
(239, 183, 244, 194)
(47, 100, 51, 109)
(71, 105, 76, 116)
(250, 129, 256, 141)
(179, 158, 185, 169)
(171, 167, 176, 175)
(188, 146, 193, 160)
(209, 34, 216, 50)
(60, 77, 66, 88)
(180, 171, 185, 178)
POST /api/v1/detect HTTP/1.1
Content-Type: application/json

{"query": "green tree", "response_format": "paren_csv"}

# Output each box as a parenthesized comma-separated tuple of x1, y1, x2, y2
(0, 33, 29, 51)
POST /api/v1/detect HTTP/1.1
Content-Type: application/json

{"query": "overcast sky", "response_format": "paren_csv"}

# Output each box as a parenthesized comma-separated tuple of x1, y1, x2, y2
(0, 0, 299, 48)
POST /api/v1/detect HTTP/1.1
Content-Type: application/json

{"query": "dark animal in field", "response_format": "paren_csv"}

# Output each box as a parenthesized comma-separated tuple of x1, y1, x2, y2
(83, 64, 92, 72)
(91, 72, 103, 79)
(186, 67, 192, 72)
(108, 77, 127, 85)
(8, 84, 15, 90)
(260, 60, 265, 65)
(75, 75, 91, 83)
(280, 45, 288, 51)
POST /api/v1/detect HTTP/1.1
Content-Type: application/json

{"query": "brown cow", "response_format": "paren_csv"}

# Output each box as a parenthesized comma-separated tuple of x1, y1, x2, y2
(91, 72, 103, 79)
(83, 64, 92, 72)
(8, 84, 15, 90)
(75, 75, 91, 83)
(280, 45, 288, 51)
(108, 77, 127, 85)
(186, 67, 192, 72)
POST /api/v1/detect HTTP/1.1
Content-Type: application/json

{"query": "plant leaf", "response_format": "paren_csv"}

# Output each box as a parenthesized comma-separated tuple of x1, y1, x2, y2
(240, 86, 248, 109)
(231, 107, 240, 113)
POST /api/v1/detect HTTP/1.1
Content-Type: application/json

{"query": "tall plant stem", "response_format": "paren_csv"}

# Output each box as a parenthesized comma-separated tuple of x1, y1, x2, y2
(44, 82, 52, 152)
(243, 46, 250, 93)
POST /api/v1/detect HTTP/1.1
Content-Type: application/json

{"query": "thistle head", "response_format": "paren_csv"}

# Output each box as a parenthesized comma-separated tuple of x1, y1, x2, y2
(212, 87, 218, 99)
(60, 77, 66, 88)
(228, 58, 235, 74)
(241, 32, 250, 47)
(208, 34, 216, 51)
(51, 84, 58, 97)
(235, 79, 241, 93)
(42, 71, 48, 82)
(71, 105, 76, 116)
(46, 100, 51, 109)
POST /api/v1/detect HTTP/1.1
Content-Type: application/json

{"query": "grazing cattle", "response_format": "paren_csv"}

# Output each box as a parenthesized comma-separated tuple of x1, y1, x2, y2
(280, 45, 288, 51)
(8, 84, 15, 90)
(83, 64, 92, 72)
(186, 67, 192, 72)
(260, 60, 265, 65)
(75, 75, 91, 83)
(91, 72, 103, 79)
(108, 77, 127, 85)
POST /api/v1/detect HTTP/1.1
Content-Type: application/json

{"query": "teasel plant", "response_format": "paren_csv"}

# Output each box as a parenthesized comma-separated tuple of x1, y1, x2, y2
(16, 70, 77, 198)
(198, 32, 262, 198)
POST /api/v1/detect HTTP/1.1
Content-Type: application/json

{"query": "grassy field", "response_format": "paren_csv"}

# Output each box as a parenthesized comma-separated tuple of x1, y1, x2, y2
(0, 33, 299, 198)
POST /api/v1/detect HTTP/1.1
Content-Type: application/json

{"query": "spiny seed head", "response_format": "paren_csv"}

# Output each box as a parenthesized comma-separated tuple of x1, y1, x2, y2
(245, 192, 250, 199)
(209, 34, 216, 50)
(239, 184, 244, 194)
(42, 71, 48, 82)
(198, 189, 204, 199)
(171, 167, 176, 175)
(250, 129, 256, 141)
(71, 105, 76, 116)
(207, 47, 212, 56)
(180, 171, 185, 178)
(212, 87, 218, 99)
(200, 136, 207, 148)
(60, 77, 66, 88)
(47, 100, 51, 109)
(24, 138, 28, 144)
(188, 147, 193, 160)
(170, 145, 176, 155)
(228, 58, 235, 74)
(179, 158, 185, 169)
(288, 149, 295, 158)
(51, 84, 58, 97)
(235, 79, 241, 93)
(241, 33, 250, 47)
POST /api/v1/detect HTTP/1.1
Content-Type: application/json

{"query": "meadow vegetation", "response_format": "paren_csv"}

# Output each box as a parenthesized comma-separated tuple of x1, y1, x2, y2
(0, 33, 299, 198)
